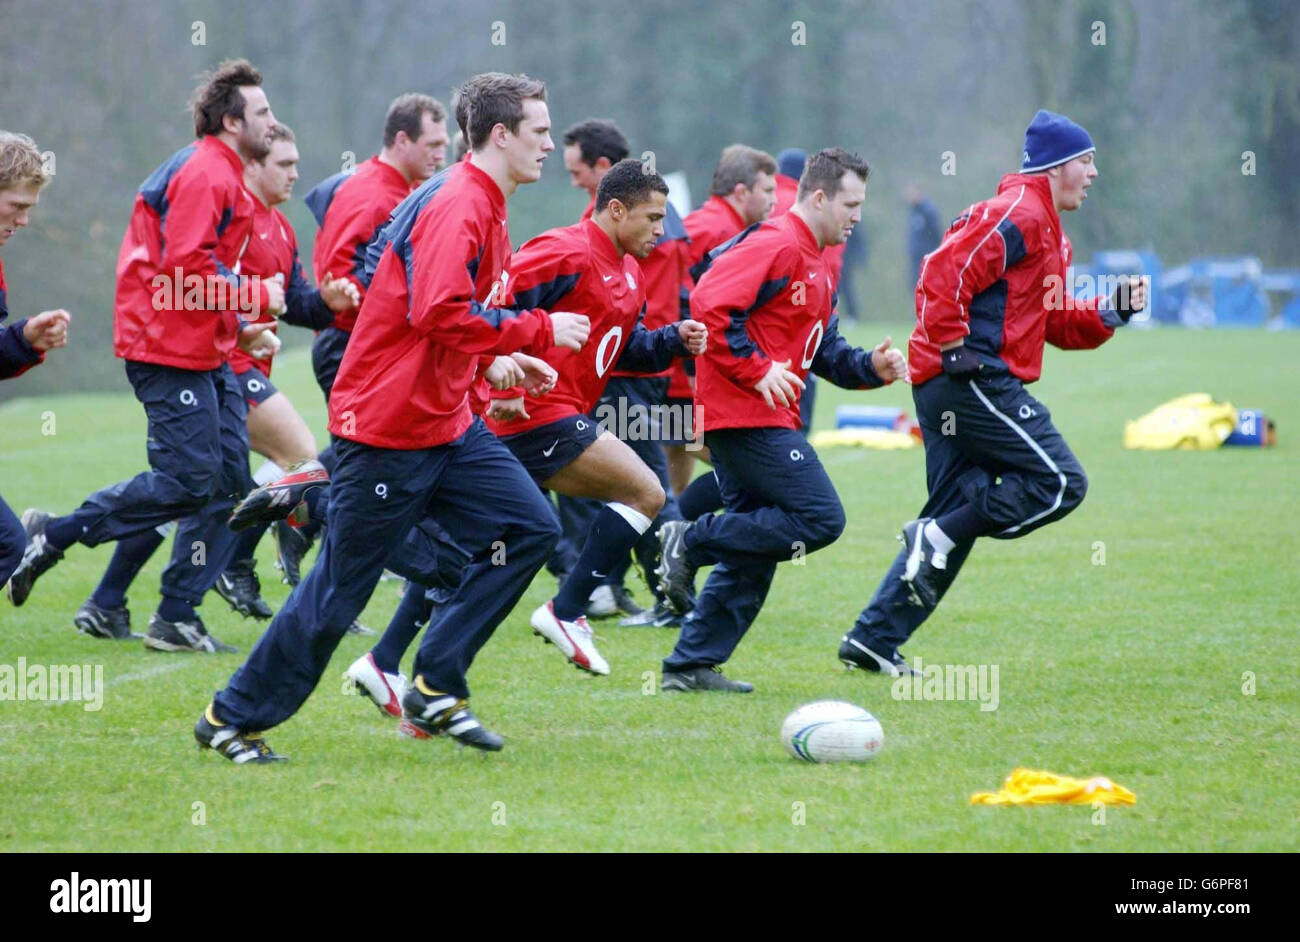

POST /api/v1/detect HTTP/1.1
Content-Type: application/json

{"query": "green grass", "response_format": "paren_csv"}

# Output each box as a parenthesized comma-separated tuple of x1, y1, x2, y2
(1, 324, 1296, 851)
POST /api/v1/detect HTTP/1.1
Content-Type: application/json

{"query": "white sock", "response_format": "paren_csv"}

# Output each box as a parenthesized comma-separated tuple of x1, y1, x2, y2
(254, 460, 285, 487)
(923, 520, 954, 569)
(606, 501, 653, 535)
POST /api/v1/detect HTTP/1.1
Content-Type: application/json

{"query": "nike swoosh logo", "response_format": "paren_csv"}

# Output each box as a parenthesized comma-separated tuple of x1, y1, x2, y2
(592, 571, 606, 578)
(542, 441, 559, 457)
(602, 274, 613, 282)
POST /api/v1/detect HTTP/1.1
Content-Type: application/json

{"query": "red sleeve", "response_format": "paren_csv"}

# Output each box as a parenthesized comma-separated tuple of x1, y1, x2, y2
(317, 190, 391, 304)
(1045, 296, 1114, 349)
(160, 169, 264, 315)
(691, 235, 787, 388)
(918, 194, 1039, 346)
(406, 209, 553, 355)
(1043, 238, 1115, 349)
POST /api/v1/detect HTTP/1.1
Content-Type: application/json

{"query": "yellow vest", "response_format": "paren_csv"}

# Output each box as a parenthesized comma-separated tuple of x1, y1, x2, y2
(1124, 394, 1237, 450)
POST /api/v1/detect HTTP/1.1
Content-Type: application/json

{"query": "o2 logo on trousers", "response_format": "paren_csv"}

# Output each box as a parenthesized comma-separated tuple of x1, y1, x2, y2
(246, 379, 264, 394)
(575, 419, 589, 431)
(595, 326, 624, 378)
(375, 483, 389, 499)
(179, 389, 197, 406)
(801, 322, 824, 369)
(789, 449, 804, 462)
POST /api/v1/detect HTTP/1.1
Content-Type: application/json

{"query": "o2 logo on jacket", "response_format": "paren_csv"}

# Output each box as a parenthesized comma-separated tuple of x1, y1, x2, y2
(594, 326, 625, 378)
(483, 271, 509, 308)
(801, 321, 824, 370)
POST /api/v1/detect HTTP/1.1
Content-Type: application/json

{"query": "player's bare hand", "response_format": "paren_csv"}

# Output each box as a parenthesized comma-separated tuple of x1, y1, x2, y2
(753, 358, 805, 410)
(486, 396, 529, 422)
(510, 352, 558, 396)
(550, 311, 590, 351)
(261, 277, 286, 317)
(321, 272, 360, 312)
(677, 319, 708, 356)
(870, 336, 909, 384)
(484, 354, 526, 390)
(239, 320, 280, 359)
(23, 309, 70, 352)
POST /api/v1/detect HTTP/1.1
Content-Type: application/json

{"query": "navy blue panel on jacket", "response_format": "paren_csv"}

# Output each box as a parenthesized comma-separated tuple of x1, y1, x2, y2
(689, 222, 761, 283)
(362, 166, 453, 289)
(304, 169, 352, 228)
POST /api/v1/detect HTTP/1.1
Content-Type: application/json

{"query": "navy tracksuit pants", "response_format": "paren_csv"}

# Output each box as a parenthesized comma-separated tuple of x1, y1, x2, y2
(663, 426, 846, 671)
(848, 370, 1088, 659)
(212, 418, 559, 732)
(0, 493, 24, 587)
(311, 325, 350, 476)
(56, 360, 251, 606)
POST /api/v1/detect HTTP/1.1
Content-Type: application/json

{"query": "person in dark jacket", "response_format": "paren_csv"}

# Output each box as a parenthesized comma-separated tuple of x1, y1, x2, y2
(905, 182, 943, 288)
(0, 130, 69, 587)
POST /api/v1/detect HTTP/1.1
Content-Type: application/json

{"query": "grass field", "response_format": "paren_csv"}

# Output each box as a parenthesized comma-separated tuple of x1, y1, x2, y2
(1, 323, 1296, 852)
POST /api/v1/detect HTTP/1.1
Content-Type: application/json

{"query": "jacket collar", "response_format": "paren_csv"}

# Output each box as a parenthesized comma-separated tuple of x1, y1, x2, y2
(785, 209, 821, 255)
(461, 159, 506, 215)
(371, 155, 413, 191)
(998, 172, 1060, 234)
(706, 194, 745, 229)
(582, 217, 623, 269)
(200, 134, 245, 177)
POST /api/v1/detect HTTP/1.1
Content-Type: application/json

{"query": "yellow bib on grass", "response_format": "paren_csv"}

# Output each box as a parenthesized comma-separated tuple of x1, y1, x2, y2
(808, 428, 919, 450)
(1123, 394, 1237, 450)
(970, 767, 1137, 806)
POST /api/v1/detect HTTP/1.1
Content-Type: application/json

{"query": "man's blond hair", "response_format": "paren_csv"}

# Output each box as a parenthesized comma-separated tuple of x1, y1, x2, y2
(0, 132, 51, 192)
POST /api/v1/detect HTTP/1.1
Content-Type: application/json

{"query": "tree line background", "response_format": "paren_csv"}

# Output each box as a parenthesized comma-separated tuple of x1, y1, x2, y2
(1, 0, 1296, 399)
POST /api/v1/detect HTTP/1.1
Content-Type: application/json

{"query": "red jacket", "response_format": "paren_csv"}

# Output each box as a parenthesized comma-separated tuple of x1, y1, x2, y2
(909, 173, 1114, 386)
(671, 195, 747, 399)
(774, 172, 846, 287)
(307, 156, 412, 332)
(113, 136, 268, 371)
(327, 160, 554, 449)
(228, 201, 334, 376)
(0, 256, 45, 380)
(485, 219, 686, 437)
(692, 211, 884, 433)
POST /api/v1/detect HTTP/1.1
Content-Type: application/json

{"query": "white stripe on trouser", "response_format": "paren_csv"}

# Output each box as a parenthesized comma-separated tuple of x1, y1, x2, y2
(966, 380, 1067, 536)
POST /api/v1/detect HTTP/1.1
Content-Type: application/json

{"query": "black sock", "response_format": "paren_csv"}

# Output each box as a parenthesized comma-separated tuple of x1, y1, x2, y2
(230, 522, 267, 567)
(372, 581, 434, 674)
(91, 527, 166, 609)
(934, 503, 990, 546)
(553, 505, 647, 621)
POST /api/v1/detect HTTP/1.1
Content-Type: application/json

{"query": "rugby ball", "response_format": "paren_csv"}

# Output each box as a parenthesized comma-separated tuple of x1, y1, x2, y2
(781, 700, 883, 763)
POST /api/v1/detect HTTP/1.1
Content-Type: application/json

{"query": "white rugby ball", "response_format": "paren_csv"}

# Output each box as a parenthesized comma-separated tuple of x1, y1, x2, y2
(781, 700, 884, 763)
